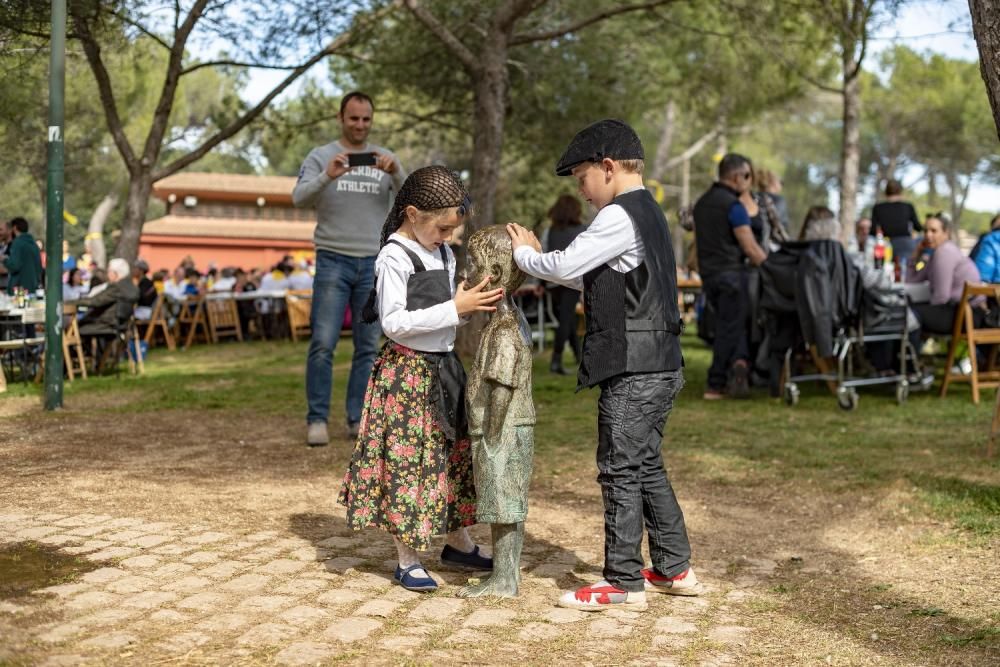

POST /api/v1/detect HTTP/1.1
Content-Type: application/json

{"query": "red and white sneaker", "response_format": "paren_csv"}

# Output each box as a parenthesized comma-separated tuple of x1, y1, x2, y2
(556, 580, 648, 612)
(641, 566, 703, 596)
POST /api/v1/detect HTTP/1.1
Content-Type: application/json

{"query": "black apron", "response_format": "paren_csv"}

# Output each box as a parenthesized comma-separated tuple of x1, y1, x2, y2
(386, 240, 468, 442)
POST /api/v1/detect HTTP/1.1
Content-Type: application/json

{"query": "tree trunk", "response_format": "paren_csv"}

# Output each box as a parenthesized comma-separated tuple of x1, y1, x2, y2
(468, 55, 509, 236)
(652, 100, 677, 181)
(456, 48, 508, 358)
(944, 171, 972, 225)
(86, 193, 117, 269)
(970, 0, 1000, 142)
(957, 175, 972, 224)
(838, 60, 861, 245)
(927, 169, 937, 209)
(115, 173, 154, 262)
(675, 158, 690, 267)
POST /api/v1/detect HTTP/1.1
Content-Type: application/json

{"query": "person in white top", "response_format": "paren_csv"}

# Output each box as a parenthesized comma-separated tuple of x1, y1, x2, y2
(287, 262, 314, 291)
(338, 166, 502, 595)
(508, 119, 699, 613)
(62, 267, 86, 301)
(163, 266, 187, 302)
(210, 267, 237, 292)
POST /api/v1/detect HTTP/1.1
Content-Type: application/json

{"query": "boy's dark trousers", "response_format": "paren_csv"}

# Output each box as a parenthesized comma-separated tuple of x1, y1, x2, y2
(596, 369, 691, 592)
(704, 270, 750, 391)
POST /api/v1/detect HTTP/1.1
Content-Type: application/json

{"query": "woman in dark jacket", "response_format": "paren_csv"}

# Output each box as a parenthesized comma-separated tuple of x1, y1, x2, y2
(871, 179, 921, 277)
(543, 194, 585, 375)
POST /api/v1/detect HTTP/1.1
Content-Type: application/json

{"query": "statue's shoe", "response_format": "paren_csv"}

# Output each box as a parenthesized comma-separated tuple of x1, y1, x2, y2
(394, 564, 438, 592)
(440, 544, 493, 571)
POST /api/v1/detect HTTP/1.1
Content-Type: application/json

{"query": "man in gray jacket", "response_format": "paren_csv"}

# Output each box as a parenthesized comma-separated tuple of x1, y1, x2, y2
(292, 91, 406, 446)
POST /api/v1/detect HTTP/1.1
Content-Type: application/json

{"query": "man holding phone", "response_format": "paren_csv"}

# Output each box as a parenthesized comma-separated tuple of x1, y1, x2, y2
(293, 90, 407, 446)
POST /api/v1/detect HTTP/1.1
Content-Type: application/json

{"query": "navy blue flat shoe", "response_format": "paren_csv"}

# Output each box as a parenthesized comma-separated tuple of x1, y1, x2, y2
(394, 564, 438, 592)
(440, 544, 493, 571)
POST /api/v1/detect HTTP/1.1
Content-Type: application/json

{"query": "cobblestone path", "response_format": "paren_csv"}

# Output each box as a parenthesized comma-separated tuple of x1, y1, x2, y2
(0, 508, 759, 665)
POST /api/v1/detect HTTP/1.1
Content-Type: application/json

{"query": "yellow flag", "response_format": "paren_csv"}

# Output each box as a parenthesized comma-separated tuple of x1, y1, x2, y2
(63, 210, 79, 225)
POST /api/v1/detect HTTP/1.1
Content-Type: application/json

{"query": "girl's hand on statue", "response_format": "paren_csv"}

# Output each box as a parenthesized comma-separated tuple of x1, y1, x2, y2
(454, 275, 503, 315)
(506, 223, 541, 252)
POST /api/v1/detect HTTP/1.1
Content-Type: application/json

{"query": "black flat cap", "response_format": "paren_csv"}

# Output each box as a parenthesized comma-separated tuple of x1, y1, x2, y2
(555, 119, 644, 176)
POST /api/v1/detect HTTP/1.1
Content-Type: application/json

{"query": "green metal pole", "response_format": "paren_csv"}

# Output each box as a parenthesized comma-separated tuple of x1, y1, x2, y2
(44, 0, 66, 410)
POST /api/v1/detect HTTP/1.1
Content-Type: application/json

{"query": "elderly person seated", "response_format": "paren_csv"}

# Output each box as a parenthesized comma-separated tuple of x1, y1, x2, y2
(70, 258, 139, 362)
(906, 213, 982, 336)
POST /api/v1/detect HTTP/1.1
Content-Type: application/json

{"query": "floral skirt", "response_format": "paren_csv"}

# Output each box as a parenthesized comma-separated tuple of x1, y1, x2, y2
(337, 343, 477, 550)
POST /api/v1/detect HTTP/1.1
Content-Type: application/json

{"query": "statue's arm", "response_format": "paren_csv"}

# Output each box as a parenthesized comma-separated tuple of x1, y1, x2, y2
(484, 382, 514, 445)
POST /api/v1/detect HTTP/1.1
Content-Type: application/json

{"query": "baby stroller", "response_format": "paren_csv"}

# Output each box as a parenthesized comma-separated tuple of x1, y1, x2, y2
(760, 240, 920, 410)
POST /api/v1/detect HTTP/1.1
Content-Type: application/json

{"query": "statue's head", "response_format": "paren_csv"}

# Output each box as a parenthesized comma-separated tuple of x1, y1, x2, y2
(466, 225, 526, 294)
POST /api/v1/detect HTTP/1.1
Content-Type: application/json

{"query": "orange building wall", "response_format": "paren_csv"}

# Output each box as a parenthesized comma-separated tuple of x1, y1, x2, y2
(139, 236, 314, 273)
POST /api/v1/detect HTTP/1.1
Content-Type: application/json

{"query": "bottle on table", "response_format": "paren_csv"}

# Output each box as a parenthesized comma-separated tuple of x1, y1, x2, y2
(873, 227, 886, 271)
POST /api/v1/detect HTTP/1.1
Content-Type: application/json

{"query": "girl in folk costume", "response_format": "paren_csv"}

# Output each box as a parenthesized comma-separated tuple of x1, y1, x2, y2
(338, 166, 503, 592)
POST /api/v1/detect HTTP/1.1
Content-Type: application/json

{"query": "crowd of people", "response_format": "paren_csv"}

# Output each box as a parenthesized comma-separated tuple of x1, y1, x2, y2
(0, 213, 319, 360)
(691, 160, 998, 400)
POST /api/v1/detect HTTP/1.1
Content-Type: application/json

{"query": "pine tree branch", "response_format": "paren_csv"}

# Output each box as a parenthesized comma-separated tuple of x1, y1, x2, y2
(71, 11, 138, 172)
(509, 0, 683, 45)
(403, 0, 479, 72)
(153, 3, 394, 180)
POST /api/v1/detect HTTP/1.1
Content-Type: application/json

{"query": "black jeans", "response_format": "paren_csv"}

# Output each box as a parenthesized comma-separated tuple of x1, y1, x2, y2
(912, 302, 960, 335)
(597, 369, 691, 592)
(704, 270, 749, 391)
(549, 286, 580, 362)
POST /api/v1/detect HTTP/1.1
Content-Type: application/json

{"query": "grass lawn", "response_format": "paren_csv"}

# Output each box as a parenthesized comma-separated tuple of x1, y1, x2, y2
(13, 333, 994, 535)
(2, 333, 998, 664)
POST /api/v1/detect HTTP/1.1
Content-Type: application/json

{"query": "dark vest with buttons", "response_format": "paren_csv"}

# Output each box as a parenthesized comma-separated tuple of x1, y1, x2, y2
(385, 239, 467, 441)
(578, 189, 683, 388)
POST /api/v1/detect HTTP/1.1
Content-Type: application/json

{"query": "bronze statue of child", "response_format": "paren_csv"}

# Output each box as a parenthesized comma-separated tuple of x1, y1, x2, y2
(458, 225, 535, 598)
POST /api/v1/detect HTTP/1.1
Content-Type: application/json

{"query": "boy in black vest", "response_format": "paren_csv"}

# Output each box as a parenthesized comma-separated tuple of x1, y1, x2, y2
(507, 119, 701, 612)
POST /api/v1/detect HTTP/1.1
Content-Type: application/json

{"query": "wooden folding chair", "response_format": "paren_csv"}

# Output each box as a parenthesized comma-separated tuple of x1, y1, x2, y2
(176, 294, 211, 349)
(94, 315, 144, 376)
(285, 289, 313, 342)
(138, 294, 176, 351)
(989, 389, 999, 459)
(62, 304, 87, 381)
(940, 282, 1000, 404)
(205, 296, 244, 343)
(126, 315, 145, 376)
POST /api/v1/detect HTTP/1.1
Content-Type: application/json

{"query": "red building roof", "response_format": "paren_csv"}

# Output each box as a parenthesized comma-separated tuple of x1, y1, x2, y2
(139, 172, 316, 271)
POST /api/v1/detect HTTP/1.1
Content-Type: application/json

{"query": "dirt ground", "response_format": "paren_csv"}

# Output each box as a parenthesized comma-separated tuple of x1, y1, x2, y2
(1, 390, 998, 666)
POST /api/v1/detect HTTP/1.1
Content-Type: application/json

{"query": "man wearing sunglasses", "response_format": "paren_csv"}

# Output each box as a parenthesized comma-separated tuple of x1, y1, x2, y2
(692, 153, 767, 400)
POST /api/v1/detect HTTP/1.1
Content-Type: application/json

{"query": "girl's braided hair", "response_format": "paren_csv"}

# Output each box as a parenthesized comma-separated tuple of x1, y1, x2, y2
(362, 165, 471, 323)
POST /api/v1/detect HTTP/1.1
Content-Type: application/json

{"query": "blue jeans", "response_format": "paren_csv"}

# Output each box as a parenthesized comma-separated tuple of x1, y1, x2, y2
(306, 250, 382, 426)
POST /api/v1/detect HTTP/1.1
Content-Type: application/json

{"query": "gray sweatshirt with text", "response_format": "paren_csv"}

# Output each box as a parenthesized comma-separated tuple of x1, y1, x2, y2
(292, 140, 406, 257)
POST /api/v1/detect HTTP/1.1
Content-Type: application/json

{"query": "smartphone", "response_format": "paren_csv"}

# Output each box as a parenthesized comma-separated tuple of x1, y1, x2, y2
(347, 152, 377, 167)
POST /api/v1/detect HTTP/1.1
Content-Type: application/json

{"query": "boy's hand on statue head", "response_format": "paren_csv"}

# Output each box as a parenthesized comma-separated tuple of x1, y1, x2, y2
(454, 275, 503, 316)
(506, 223, 541, 253)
